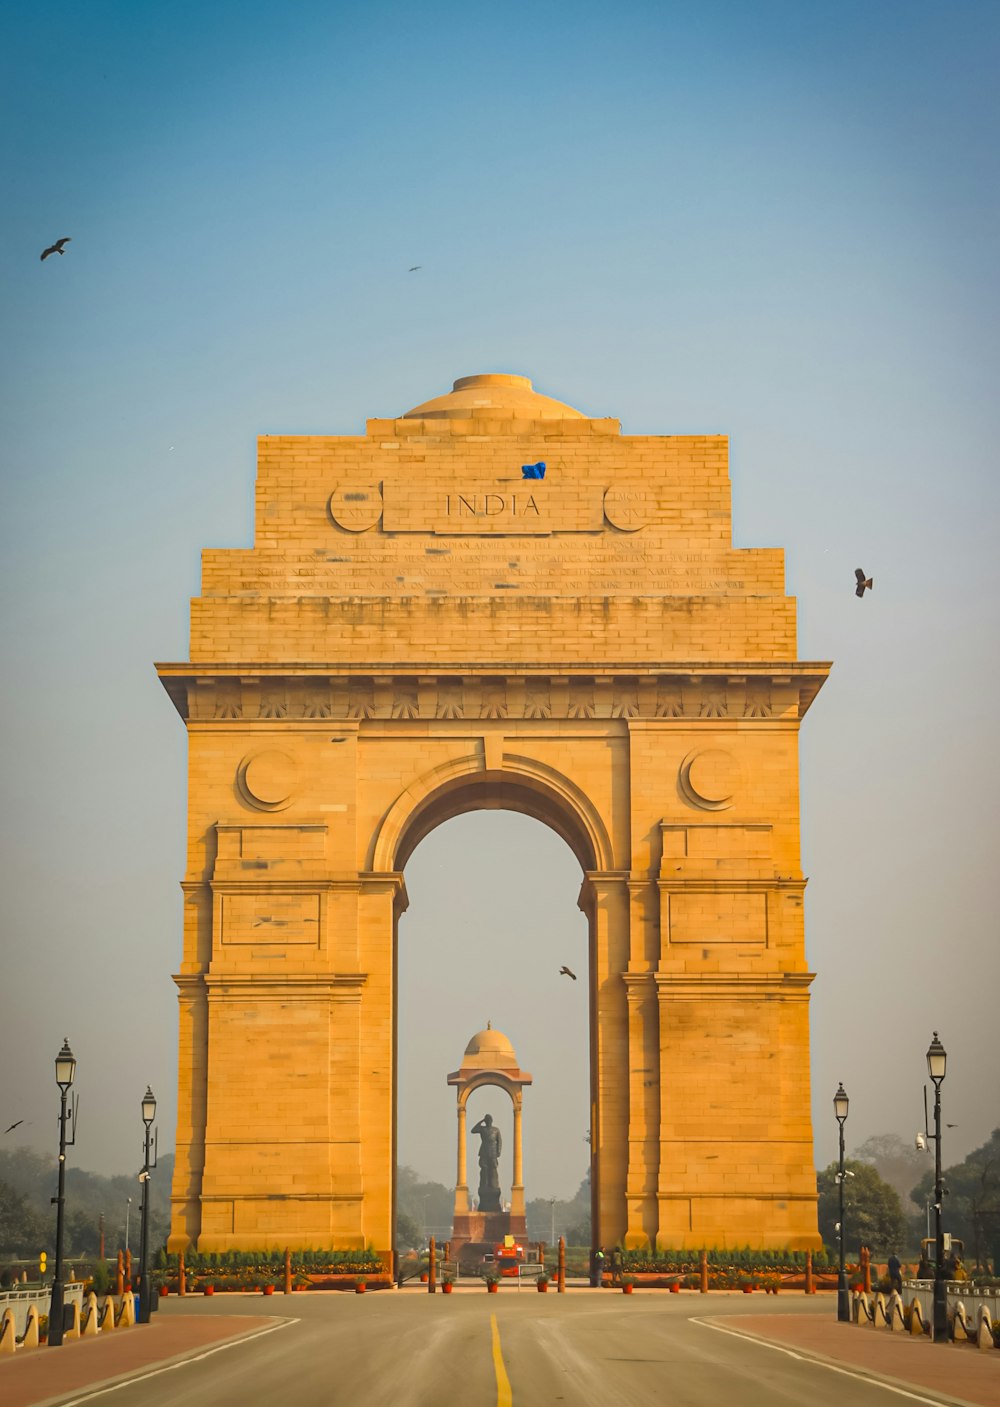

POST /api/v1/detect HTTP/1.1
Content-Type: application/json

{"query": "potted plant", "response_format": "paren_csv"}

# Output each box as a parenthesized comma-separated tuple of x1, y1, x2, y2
(262, 1282, 275, 1296)
(537, 1274, 549, 1294)
(669, 1281, 680, 1294)
(622, 1275, 636, 1296)
(159, 1284, 169, 1298)
(355, 1277, 366, 1294)
(485, 1271, 500, 1294)
(203, 1282, 215, 1296)
(441, 1274, 453, 1295)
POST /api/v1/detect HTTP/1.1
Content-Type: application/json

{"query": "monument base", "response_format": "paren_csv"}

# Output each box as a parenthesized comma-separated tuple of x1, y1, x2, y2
(451, 1210, 528, 1272)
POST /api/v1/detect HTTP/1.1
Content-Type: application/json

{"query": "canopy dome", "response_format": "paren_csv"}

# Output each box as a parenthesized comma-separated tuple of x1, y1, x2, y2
(461, 1024, 519, 1070)
(403, 373, 586, 421)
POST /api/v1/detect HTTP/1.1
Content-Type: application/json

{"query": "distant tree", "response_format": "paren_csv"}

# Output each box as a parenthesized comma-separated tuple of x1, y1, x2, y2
(395, 1209, 422, 1250)
(0, 1146, 176, 1257)
(396, 1166, 454, 1240)
(65, 1207, 104, 1257)
(0, 1148, 56, 1205)
(851, 1133, 928, 1213)
(910, 1128, 1000, 1271)
(0, 1178, 47, 1256)
(563, 1214, 592, 1247)
(817, 1160, 908, 1257)
(526, 1172, 590, 1244)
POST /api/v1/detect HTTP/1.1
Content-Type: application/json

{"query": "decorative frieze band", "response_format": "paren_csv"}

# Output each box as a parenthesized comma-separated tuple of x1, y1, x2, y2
(177, 672, 807, 724)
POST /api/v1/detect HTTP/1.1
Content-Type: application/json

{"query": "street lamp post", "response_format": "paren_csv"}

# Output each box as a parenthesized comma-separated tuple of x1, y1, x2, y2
(834, 1082, 850, 1323)
(137, 1086, 158, 1324)
(48, 1039, 78, 1348)
(926, 1033, 948, 1342)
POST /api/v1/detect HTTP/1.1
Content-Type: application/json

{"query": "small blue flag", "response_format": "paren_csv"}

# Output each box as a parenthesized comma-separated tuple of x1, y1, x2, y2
(521, 461, 546, 480)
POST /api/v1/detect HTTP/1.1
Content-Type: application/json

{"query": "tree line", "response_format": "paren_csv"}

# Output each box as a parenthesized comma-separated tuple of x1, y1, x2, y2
(818, 1128, 1000, 1265)
(0, 1147, 173, 1262)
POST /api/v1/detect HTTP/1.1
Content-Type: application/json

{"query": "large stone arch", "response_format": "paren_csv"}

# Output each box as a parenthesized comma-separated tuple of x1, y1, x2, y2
(158, 372, 830, 1258)
(369, 751, 615, 875)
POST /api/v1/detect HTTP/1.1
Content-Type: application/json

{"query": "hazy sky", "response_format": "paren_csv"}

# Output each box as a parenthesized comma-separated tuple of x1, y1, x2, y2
(2, 2, 998, 1206)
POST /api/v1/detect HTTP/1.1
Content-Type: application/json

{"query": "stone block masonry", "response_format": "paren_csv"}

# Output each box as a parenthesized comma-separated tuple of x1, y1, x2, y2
(157, 373, 829, 1255)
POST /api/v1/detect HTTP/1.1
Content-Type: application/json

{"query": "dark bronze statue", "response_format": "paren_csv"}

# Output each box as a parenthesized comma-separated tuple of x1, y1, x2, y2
(471, 1113, 503, 1212)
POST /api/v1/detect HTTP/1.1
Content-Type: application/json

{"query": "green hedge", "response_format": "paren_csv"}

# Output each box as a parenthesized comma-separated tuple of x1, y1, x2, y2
(170, 1248, 384, 1278)
(619, 1247, 830, 1273)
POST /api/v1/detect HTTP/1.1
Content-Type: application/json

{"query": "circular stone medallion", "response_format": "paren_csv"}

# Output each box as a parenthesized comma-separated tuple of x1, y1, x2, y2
(238, 750, 298, 810)
(680, 748, 740, 810)
(603, 486, 650, 532)
(328, 484, 383, 531)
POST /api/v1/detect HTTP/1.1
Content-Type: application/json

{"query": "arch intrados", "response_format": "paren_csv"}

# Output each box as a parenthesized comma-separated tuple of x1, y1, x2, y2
(457, 1074, 523, 1111)
(373, 760, 610, 874)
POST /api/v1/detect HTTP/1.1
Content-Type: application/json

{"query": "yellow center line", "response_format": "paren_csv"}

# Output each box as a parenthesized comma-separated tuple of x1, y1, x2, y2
(490, 1311, 513, 1407)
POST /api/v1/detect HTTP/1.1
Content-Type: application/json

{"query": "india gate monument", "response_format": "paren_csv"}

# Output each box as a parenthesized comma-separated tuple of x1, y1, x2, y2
(157, 372, 829, 1255)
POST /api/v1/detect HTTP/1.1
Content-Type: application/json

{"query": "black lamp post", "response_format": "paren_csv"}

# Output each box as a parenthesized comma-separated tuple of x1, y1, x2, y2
(834, 1082, 850, 1322)
(137, 1086, 157, 1324)
(926, 1033, 947, 1342)
(48, 1039, 77, 1348)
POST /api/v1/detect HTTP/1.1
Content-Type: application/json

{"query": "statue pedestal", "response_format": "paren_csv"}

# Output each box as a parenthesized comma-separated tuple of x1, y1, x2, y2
(451, 1210, 528, 1272)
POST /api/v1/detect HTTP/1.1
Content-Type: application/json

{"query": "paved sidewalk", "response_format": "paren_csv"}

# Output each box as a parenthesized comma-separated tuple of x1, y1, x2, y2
(706, 1312, 998, 1407)
(0, 1314, 290, 1407)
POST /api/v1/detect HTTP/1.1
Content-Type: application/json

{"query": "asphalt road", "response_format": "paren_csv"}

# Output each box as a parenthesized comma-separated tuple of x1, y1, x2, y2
(44, 1292, 969, 1407)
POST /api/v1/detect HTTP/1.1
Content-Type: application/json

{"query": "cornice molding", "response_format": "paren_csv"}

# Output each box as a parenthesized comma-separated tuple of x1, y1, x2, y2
(156, 663, 829, 724)
(654, 972, 814, 998)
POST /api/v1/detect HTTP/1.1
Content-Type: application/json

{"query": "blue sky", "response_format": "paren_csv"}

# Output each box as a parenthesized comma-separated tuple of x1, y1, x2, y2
(1, 1, 998, 1205)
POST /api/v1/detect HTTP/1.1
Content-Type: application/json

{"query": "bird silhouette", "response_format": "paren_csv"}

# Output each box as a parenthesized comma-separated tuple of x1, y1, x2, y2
(41, 238, 71, 262)
(855, 568, 873, 598)
(3, 1120, 24, 1134)
(559, 966, 577, 980)
(408, 265, 421, 272)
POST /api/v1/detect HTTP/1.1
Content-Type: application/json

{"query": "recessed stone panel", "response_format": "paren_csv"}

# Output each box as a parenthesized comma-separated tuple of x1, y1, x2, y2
(668, 892, 767, 945)
(220, 893, 320, 945)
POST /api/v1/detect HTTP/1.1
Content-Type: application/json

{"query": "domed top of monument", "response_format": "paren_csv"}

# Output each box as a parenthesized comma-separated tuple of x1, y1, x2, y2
(461, 1023, 519, 1070)
(402, 373, 587, 420)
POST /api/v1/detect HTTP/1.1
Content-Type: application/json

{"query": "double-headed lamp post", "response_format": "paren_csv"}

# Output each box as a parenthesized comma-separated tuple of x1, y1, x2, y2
(137, 1086, 157, 1324)
(834, 1082, 850, 1323)
(48, 1039, 77, 1348)
(926, 1033, 947, 1342)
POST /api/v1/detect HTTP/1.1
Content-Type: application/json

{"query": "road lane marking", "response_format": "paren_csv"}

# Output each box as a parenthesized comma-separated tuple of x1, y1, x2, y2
(490, 1312, 513, 1407)
(52, 1316, 298, 1405)
(691, 1318, 957, 1405)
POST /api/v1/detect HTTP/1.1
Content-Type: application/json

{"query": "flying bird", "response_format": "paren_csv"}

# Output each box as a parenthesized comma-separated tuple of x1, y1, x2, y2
(3, 1120, 24, 1134)
(559, 966, 577, 981)
(41, 237, 71, 262)
(408, 265, 422, 272)
(855, 568, 873, 598)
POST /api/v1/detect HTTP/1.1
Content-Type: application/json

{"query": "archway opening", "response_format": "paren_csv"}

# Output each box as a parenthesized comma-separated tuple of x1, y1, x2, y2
(395, 807, 591, 1256)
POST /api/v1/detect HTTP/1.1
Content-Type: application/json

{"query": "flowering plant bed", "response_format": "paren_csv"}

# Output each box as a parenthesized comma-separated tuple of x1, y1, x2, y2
(170, 1247, 388, 1294)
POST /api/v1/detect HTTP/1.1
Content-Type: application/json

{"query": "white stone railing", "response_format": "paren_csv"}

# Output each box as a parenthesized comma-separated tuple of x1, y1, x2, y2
(851, 1280, 998, 1347)
(903, 1278, 1000, 1329)
(0, 1283, 83, 1337)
